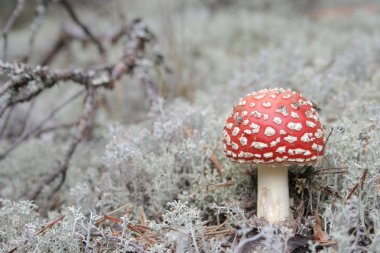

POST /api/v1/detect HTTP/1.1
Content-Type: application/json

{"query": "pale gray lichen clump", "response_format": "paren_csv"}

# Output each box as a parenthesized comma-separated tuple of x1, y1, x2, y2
(1, 0, 380, 252)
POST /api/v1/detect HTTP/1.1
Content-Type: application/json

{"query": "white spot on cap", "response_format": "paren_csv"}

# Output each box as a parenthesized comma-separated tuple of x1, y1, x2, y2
(290, 103, 299, 110)
(294, 148, 305, 155)
(269, 94, 277, 98)
(273, 117, 282, 125)
(245, 152, 254, 158)
(242, 119, 249, 126)
(250, 123, 260, 133)
(238, 151, 244, 158)
(249, 102, 255, 107)
(270, 137, 281, 147)
(224, 133, 231, 143)
(305, 110, 313, 118)
(264, 127, 276, 137)
(301, 133, 312, 142)
(315, 129, 323, 138)
(226, 123, 233, 129)
(263, 152, 273, 158)
(254, 154, 262, 158)
(251, 111, 262, 118)
(284, 135, 297, 143)
(280, 130, 286, 135)
(239, 136, 248, 146)
(254, 94, 265, 99)
(291, 112, 299, 118)
(283, 94, 292, 99)
(242, 111, 248, 116)
(263, 114, 269, 120)
(262, 101, 272, 108)
(244, 129, 252, 135)
(232, 142, 239, 150)
(276, 106, 288, 116)
(238, 99, 247, 106)
(251, 142, 268, 150)
(232, 127, 240, 136)
(304, 150, 311, 156)
(287, 122, 302, 131)
(258, 89, 269, 93)
(306, 121, 316, 128)
(276, 146, 286, 154)
(311, 144, 323, 152)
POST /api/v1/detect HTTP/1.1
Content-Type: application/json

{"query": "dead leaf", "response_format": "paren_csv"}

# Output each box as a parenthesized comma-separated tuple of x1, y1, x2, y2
(313, 211, 330, 242)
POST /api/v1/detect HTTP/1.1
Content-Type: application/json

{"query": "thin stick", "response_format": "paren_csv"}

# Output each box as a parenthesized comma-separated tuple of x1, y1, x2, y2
(60, 0, 105, 55)
(0, 90, 84, 160)
(27, 87, 95, 200)
(36, 215, 65, 235)
(346, 169, 369, 201)
(1, 0, 25, 60)
(25, 0, 49, 63)
(323, 126, 333, 151)
(16, 98, 36, 137)
(34, 122, 76, 137)
(210, 154, 223, 178)
(95, 203, 131, 225)
(0, 106, 14, 139)
(360, 169, 368, 190)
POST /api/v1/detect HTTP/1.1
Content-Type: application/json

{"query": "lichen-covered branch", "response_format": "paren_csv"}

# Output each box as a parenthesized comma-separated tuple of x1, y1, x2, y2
(27, 86, 95, 200)
(0, 18, 160, 199)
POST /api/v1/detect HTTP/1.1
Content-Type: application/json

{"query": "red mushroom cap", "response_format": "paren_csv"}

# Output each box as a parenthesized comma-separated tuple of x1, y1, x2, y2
(223, 88, 325, 164)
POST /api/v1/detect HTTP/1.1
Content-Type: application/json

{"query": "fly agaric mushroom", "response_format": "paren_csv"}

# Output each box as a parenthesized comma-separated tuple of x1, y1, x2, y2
(223, 88, 324, 223)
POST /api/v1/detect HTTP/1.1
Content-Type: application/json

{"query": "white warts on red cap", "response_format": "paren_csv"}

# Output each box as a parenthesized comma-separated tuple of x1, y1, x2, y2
(223, 88, 325, 164)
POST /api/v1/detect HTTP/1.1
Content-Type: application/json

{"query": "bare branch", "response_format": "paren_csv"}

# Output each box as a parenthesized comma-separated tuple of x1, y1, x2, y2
(28, 86, 96, 200)
(16, 98, 36, 137)
(25, 0, 50, 63)
(0, 106, 14, 139)
(0, 20, 155, 119)
(34, 122, 76, 137)
(1, 0, 26, 61)
(0, 18, 162, 200)
(60, 0, 105, 56)
(0, 90, 84, 160)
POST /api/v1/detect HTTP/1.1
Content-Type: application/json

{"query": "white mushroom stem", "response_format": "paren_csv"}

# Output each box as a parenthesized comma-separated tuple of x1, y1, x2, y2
(257, 164, 290, 223)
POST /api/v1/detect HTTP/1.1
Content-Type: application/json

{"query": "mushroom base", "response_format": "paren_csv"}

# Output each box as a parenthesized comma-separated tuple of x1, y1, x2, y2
(257, 165, 290, 223)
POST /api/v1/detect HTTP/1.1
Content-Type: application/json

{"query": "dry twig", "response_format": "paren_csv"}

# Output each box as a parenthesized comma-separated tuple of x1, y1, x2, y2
(346, 169, 368, 201)
(1, 0, 26, 61)
(59, 0, 105, 56)
(0, 1, 163, 203)
(27, 86, 96, 200)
